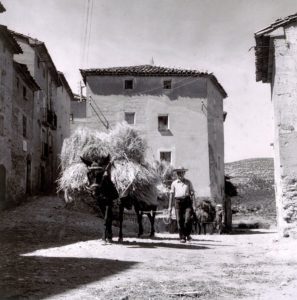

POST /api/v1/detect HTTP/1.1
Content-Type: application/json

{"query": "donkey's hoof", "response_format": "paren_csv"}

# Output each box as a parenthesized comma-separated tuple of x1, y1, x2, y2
(103, 238, 113, 244)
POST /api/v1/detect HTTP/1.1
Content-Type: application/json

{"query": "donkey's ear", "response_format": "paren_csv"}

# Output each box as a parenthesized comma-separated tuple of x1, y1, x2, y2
(80, 156, 92, 167)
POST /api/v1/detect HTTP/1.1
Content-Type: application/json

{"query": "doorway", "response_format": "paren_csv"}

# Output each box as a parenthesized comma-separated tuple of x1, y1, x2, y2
(0, 164, 6, 207)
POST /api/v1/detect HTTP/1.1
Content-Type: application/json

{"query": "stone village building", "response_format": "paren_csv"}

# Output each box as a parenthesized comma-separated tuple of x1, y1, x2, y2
(70, 93, 87, 133)
(255, 13, 297, 238)
(10, 31, 74, 195)
(0, 25, 24, 207)
(80, 65, 227, 203)
(0, 13, 73, 208)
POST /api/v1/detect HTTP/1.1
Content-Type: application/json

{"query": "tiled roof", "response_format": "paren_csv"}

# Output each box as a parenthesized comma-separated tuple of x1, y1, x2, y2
(80, 65, 227, 98)
(255, 12, 297, 36)
(254, 13, 297, 83)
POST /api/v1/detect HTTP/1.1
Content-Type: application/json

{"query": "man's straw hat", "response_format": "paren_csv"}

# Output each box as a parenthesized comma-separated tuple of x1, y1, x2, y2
(173, 166, 188, 172)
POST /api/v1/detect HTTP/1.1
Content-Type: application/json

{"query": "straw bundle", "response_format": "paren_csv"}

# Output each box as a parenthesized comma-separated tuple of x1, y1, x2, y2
(57, 162, 88, 192)
(110, 160, 160, 201)
(60, 127, 109, 170)
(107, 123, 147, 163)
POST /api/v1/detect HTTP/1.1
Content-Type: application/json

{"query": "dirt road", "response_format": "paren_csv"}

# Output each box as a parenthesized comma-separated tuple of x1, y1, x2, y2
(0, 196, 296, 299)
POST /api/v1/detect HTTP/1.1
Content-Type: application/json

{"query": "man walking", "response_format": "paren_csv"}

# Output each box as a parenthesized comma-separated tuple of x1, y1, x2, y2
(168, 166, 195, 243)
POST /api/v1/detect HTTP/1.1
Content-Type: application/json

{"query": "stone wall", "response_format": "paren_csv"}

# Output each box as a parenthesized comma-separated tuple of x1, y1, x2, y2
(10, 65, 36, 203)
(0, 36, 13, 207)
(207, 78, 225, 202)
(55, 84, 71, 183)
(14, 37, 58, 192)
(271, 23, 297, 237)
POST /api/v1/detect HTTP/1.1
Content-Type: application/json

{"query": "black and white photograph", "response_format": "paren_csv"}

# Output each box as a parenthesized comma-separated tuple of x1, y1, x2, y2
(0, 0, 297, 299)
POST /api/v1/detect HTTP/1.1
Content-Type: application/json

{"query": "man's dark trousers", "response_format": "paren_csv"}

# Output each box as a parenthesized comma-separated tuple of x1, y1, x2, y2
(175, 196, 193, 239)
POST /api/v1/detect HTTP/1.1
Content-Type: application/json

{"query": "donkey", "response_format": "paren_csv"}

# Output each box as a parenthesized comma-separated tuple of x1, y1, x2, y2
(194, 200, 216, 235)
(81, 155, 157, 242)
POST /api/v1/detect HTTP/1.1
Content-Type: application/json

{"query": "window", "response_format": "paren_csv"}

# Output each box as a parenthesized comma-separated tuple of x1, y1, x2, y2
(124, 79, 133, 89)
(124, 112, 135, 125)
(23, 86, 27, 99)
(37, 56, 40, 68)
(22, 115, 27, 138)
(163, 80, 172, 89)
(160, 151, 171, 163)
(158, 115, 169, 131)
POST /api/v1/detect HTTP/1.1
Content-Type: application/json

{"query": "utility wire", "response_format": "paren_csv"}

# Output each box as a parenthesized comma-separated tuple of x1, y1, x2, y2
(86, 0, 94, 65)
(80, 0, 93, 68)
(88, 96, 110, 129)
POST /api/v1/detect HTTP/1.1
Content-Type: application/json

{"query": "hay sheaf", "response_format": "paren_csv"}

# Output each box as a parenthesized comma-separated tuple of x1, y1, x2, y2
(58, 123, 160, 207)
(60, 127, 109, 170)
(107, 123, 147, 163)
(110, 160, 160, 205)
(57, 163, 88, 192)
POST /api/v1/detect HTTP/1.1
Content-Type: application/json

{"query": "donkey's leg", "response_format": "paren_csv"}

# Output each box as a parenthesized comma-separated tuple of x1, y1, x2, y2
(118, 201, 124, 243)
(104, 204, 113, 243)
(147, 209, 156, 237)
(203, 223, 207, 235)
(134, 204, 144, 237)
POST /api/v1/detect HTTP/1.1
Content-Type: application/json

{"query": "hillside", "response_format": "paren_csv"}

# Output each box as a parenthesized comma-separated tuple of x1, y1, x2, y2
(225, 158, 276, 227)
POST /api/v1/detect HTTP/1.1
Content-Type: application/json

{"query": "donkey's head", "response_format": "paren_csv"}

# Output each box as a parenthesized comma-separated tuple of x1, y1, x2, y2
(81, 155, 112, 198)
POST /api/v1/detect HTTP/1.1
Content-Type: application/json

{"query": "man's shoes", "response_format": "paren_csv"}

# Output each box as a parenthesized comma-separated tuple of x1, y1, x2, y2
(187, 235, 192, 242)
(180, 238, 186, 243)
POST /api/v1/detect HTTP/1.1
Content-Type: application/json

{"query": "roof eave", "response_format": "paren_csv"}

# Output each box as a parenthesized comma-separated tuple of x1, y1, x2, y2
(33, 43, 61, 87)
(58, 72, 74, 99)
(0, 26, 22, 54)
(14, 62, 40, 91)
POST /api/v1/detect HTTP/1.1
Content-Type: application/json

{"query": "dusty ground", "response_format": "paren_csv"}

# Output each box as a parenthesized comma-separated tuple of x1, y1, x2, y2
(0, 195, 297, 300)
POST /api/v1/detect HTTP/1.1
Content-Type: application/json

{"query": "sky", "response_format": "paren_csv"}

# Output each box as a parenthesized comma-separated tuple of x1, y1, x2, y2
(1, 0, 297, 162)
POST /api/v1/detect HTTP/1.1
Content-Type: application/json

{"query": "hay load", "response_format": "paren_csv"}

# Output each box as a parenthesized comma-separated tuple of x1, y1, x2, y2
(58, 162, 88, 192)
(58, 123, 161, 206)
(107, 123, 147, 163)
(60, 127, 109, 171)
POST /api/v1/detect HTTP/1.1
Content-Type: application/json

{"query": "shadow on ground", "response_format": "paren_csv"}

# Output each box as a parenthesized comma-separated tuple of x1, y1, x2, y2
(0, 256, 137, 300)
(0, 196, 138, 300)
(230, 229, 277, 235)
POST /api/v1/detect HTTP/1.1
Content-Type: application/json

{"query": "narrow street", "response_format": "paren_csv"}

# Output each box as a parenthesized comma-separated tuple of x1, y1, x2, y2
(0, 195, 296, 299)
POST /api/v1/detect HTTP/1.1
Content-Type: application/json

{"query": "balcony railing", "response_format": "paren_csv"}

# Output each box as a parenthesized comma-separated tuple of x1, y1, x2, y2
(42, 108, 57, 130)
